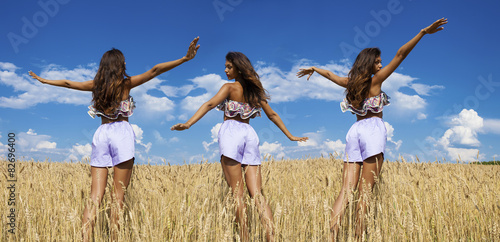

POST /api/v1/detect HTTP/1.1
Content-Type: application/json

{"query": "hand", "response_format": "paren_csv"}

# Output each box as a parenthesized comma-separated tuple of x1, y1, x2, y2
(289, 136, 309, 142)
(296, 67, 315, 80)
(184, 36, 200, 61)
(422, 18, 448, 34)
(28, 71, 45, 84)
(170, 123, 190, 131)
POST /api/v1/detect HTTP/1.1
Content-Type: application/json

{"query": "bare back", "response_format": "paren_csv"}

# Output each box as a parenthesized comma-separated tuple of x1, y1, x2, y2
(224, 81, 251, 124)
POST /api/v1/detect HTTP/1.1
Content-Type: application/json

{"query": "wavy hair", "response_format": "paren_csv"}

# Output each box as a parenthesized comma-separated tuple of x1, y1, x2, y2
(92, 48, 131, 115)
(345, 47, 381, 109)
(226, 52, 269, 108)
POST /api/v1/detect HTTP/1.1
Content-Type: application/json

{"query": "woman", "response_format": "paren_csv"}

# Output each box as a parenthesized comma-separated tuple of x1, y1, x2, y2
(297, 18, 447, 239)
(29, 37, 200, 241)
(171, 51, 308, 241)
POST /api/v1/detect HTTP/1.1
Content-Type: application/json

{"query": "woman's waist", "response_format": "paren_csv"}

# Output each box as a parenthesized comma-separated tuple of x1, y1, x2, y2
(101, 116, 129, 124)
(356, 111, 383, 121)
(224, 115, 250, 124)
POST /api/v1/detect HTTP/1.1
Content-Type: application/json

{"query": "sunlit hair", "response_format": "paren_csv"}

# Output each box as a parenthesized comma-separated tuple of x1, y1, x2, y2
(92, 48, 131, 115)
(226, 52, 269, 108)
(345, 47, 381, 109)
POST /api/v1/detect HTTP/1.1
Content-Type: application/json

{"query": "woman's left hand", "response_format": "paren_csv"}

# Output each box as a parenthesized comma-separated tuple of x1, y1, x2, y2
(170, 123, 190, 131)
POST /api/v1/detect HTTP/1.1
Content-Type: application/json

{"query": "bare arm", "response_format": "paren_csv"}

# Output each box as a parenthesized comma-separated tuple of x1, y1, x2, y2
(297, 66, 348, 88)
(260, 101, 308, 142)
(29, 71, 94, 91)
(372, 18, 447, 85)
(170, 83, 230, 131)
(129, 37, 200, 88)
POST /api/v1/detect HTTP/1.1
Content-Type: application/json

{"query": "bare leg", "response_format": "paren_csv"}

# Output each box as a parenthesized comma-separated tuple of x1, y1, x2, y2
(82, 166, 109, 242)
(355, 153, 383, 240)
(110, 158, 134, 241)
(244, 165, 274, 242)
(331, 162, 361, 241)
(220, 156, 248, 242)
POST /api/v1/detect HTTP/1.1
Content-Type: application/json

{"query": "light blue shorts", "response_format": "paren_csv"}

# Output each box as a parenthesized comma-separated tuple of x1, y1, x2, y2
(344, 117, 386, 163)
(91, 121, 135, 167)
(218, 120, 261, 165)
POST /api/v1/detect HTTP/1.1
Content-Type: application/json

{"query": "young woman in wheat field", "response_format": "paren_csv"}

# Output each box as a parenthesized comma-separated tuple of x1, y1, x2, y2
(29, 37, 200, 241)
(297, 18, 448, 240)
(171, 51, 308, 241)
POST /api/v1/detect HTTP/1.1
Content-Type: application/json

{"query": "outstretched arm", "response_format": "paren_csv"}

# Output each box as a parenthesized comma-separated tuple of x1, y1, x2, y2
(260, 101, 308, 142)
(130, 37, 200, 88)
(29, 71, 94, 91)
(297, 66, 348, 88)
(170, 83, 230, 131)
(372, 18, 447, 85)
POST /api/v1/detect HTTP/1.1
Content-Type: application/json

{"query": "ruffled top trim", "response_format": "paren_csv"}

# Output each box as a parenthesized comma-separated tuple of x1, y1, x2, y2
(216, 99, 261, 119)
(88, 96, 136, 119)
(340, 91, 390, 116)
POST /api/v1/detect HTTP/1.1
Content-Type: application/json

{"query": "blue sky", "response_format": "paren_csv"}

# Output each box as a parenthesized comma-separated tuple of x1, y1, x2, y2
(1, 0, 499, 164)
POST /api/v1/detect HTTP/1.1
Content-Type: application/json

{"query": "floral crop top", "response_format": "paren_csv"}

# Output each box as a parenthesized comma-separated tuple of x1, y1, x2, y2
(340, 91, 390, 116)
(88, 96, 136, 119)
(216, 99, 261, 119)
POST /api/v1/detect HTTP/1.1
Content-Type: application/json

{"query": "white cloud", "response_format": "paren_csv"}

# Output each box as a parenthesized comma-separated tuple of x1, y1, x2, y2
(131, 124, 152, 153)
(17, 129, 57, 152)
(180, 74, 227, 112)
(410, 83, 445, 96)
(202, 123, 222, 152)
(483, 119, 500, 135)
(439, 109, 483, 147)
(446, 147, 483, 162)
(417, 112, 427, 120)
(296, 129, 345, 157)
(67, 143, 92, 162)
(153, 130, 166, 143)
(384, 121, 402, 150)
(0, 63, 94, 109)
(259, 141, 285, 159)
(36, 141, 57, 150)
(432, 109, 485, 161)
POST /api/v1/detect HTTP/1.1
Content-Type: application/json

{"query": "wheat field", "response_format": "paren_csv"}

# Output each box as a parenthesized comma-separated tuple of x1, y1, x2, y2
(1, 157, 499, 241)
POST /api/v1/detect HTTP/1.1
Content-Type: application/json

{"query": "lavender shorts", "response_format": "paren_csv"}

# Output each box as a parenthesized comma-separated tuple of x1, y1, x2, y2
(91, 121, 135, 167)
(218, 120, 261, 165)
(344, 117, 386, 163)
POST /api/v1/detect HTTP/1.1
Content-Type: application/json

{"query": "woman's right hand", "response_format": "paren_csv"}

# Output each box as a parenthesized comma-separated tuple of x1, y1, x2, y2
(170, 123, 190, 131)
(184, 37, 200, 61)
(289, 136, 309, 142)
(422, 18, 448, 34)
(28, 71, 46, 84)
(296, 67, 315, 80)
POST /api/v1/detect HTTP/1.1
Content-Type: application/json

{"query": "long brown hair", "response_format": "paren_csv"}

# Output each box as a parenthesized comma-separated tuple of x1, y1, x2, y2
(92, 48, 131, 115)
(226, 52, 269, 108)
(345, 47, 381, 109)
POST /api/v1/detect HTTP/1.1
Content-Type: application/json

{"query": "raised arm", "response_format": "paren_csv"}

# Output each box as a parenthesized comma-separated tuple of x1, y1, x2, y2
(170, 83, 230, 131)
(372, 18, 447, 85)
(29, 71, 94, 91)
(297, 66, 348, 88)
(129, 37, 200, 88)
(260, 101, 308, 142)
